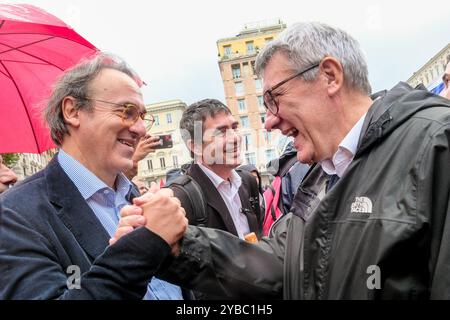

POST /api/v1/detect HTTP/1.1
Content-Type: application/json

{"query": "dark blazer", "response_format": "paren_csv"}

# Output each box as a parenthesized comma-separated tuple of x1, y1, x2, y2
(173, 164, 262, 238)
(0, 157, 170, 300)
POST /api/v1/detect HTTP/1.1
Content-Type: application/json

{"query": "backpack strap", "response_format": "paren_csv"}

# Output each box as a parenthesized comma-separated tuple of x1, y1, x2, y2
(278, 155, 298, 177)
(265, 184, 277, 220)
(169, 175, 208, 227)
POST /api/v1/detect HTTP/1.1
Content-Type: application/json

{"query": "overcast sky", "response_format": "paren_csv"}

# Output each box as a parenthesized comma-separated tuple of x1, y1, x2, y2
(6, 0, 450, 105)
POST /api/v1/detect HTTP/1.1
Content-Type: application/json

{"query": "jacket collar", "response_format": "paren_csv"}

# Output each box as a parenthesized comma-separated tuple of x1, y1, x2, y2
(45, 157, 111, 261)
(188, 163, 238, 235)
(237, 175, 261, 235)
(358, 82, 450, 155)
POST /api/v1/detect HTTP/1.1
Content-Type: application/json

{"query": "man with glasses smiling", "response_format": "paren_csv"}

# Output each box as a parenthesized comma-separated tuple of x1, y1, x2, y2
(118, 22, 450, 299)
(0, 53, 188, 299)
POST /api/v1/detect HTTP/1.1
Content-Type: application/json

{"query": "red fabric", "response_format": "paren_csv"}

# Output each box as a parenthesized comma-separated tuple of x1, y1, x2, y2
(159, 179, 165, 188)
(0, 4, 98, 153)
(262, 176, 283, 236)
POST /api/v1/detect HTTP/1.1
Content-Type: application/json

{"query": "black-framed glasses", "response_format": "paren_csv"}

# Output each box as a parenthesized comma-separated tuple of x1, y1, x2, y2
(84, 98, 154, 130)
(263, 62, 320, 115)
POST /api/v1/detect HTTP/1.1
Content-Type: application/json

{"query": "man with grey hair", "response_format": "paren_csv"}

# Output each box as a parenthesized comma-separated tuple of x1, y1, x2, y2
(0, 53, 188, 299)
(118, 22, 450, 299)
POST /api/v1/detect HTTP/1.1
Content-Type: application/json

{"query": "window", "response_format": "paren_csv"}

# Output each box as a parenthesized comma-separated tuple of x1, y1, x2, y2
(235, 82, 244, 95)
(246, 41, 255, 54)
(260, 113, 266, 124)
(173, 155, 179, 168)
(266, 149, 276, 162)
(245, 152, 256, 165)
(147, 159, 153, 171)
(166, 113, 172, 124)
(154, 115, 160, 126)
(240, 116, 249, 128)
(238, 99, 247, 112)
(242, 62, 250, 76)
(257, 96, 264, 109)
(254, 79, 263, 91)
(160, 157, 166, 170)
(251, 61, 256, 75)
(244, 134, 252, 151)
(224, 45, 232, 56)
(265, 37, 273, 44)
(263, 130, 272, 143)
(231, 64, 241, 79)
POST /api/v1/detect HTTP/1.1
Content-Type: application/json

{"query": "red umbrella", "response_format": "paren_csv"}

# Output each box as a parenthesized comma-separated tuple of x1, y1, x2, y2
(0, 4, 98, 153)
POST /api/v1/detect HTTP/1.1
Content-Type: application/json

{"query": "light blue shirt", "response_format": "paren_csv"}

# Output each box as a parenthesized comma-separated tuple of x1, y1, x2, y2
(58, 150, 183, 300)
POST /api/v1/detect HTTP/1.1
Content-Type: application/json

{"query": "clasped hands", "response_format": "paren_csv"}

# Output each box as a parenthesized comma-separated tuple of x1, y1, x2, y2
(110, 183, 187, 255)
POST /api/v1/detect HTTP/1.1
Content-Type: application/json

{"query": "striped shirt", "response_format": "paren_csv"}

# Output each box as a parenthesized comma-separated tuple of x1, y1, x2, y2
(58, 150, 183, 300)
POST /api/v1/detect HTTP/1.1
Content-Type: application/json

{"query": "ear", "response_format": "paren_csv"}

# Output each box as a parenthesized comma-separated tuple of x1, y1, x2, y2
(320, 57, 344, 97)
(61, 96, 81, 128)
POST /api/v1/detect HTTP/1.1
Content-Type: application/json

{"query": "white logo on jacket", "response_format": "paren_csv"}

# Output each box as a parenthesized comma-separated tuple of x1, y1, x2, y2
(351, 197, 373, 214)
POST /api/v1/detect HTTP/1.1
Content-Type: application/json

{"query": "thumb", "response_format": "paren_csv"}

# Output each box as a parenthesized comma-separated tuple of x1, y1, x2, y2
(149, 181, 160, 193)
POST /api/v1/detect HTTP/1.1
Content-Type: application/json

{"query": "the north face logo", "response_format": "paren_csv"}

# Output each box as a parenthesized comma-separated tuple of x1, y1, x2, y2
(351, 197, 373, 214)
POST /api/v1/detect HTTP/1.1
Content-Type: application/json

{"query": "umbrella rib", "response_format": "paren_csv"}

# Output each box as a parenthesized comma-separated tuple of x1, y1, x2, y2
(0, 20, 4, 30)
(0, 68, 10, 78)
(0, 38, 65, 71)
(0, 31, 97, 53)
(0, 36, 55, 55)
(0, 58, 50, 65)
(0, 60, 39, 153)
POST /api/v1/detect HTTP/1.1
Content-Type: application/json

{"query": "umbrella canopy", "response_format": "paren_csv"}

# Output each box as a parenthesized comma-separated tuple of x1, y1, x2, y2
(0, 4, 98, 153)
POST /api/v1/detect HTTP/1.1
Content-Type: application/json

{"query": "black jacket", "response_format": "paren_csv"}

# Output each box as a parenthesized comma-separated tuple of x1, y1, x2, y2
(173, 163, 262, 238)
(0, 157, 170, 299)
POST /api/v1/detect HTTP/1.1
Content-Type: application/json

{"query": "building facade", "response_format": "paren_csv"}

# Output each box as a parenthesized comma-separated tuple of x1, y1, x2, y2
(217, 19, 288, 185)
(12, 149, 57, 181)
(138, 100, 191, 186)
(407, 43, 450, 91)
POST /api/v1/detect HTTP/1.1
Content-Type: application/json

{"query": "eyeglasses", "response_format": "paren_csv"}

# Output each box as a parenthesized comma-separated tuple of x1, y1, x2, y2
(84, 98, 154, 130)
(263, 62, 320, 115)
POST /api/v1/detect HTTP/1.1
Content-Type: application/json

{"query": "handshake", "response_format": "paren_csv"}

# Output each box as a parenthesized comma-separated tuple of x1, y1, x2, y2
(110, 185, 188, 254)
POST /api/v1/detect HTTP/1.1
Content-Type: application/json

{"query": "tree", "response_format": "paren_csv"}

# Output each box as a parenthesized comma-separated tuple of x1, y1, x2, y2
(1, 153, 20, 167)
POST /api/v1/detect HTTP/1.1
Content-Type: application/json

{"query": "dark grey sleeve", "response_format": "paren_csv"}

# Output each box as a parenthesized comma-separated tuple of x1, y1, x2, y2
(0, 203, 171, 300)
(424, 124, 450, 299)
(158, 217, 291, 299)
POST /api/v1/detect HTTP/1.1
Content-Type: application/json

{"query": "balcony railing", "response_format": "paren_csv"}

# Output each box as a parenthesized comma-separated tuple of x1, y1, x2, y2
(220, 49, 260, 61)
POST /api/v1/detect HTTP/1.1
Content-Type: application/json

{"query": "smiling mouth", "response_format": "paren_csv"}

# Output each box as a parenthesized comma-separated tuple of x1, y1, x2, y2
(118, 139, 135, 148)
(285, 128, 299, 138)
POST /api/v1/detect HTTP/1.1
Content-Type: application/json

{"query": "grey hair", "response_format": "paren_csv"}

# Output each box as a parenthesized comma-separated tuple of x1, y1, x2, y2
(44, 53, 140, 145)
(180, 99, 231, 158)
(255, 22, 371, 95)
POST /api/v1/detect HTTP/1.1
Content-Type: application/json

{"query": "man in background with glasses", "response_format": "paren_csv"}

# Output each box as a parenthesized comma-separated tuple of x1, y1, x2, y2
(119, 22, 450, 299)
(0, 53, 188, 299)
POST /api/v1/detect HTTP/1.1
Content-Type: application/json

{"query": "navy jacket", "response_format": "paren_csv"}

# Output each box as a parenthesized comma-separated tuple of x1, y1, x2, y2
(0, 157, 170, 299)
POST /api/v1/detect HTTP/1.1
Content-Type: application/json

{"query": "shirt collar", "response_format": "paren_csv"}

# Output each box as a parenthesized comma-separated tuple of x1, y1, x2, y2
(321, 113, 367, 177)
(58, 149, 132, 200)
(197, 162, 242, 190)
